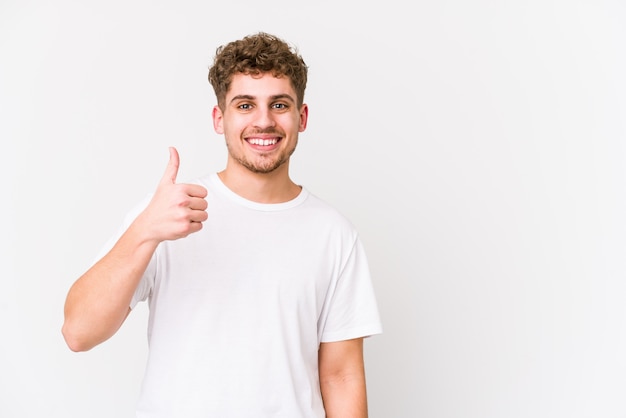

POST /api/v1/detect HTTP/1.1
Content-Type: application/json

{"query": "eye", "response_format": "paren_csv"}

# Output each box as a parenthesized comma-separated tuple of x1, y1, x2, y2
(272, 103, 288, 110)
(238, 103, 252, 110)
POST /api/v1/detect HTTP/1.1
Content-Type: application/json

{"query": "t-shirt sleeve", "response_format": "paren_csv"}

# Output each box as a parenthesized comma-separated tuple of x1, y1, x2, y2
(130, 253, 155, 309)
(319, 237, 383, 343)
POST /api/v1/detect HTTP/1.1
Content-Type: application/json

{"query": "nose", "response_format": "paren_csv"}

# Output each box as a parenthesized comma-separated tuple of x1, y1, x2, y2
(253, 107, 276, 129)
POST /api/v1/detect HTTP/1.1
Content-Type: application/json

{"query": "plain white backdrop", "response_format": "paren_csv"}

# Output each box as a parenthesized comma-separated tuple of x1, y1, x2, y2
(2, 1, 626, 417)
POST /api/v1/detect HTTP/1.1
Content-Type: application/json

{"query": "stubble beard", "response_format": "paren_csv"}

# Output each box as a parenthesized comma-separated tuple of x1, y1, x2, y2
(226, 139, 298, 174)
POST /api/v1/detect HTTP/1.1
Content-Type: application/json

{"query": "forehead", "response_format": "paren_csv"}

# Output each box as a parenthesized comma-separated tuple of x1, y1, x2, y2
(226, 73, 296, 102)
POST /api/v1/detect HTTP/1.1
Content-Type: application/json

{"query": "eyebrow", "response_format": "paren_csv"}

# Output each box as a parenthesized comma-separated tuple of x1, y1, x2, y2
(229, 94, 296, 105)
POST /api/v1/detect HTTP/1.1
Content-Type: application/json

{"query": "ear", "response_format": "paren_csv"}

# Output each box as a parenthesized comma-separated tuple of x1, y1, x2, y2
(212, 105, 224, 134)
(299, 103, 309, 132)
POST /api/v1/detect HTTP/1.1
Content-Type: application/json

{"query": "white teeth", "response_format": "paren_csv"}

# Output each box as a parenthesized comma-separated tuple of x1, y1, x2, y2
(249, 138, 278, 146)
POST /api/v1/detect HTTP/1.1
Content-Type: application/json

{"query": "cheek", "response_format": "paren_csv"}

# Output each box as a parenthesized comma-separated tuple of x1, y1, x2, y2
(219, 119, 241, 137)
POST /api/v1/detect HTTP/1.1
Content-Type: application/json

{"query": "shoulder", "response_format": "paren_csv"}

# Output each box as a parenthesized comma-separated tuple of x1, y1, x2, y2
(300, 189, 360, 237)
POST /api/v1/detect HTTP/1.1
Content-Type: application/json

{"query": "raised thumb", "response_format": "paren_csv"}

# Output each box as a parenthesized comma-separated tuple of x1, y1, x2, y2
(160, 147, 180, 185)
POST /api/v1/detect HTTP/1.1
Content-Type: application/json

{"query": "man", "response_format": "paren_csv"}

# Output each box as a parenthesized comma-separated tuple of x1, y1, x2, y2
(62, 32, 382, 417)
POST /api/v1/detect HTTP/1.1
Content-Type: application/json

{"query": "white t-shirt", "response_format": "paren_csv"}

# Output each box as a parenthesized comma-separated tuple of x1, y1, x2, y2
(115, 173, 381, 417)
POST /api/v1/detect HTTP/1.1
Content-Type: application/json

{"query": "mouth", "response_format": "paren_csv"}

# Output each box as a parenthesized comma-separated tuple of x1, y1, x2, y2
(246, 137, 280, 146)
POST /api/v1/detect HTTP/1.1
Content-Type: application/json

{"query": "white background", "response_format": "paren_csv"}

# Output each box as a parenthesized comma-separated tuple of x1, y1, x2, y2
(2, 1, 626, 417)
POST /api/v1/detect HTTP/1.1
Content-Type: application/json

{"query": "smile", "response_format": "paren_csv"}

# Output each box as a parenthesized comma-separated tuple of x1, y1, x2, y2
(247, 138, 279, 146)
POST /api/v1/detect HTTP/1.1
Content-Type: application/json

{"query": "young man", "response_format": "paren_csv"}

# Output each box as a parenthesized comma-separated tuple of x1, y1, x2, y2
(62, 32, 382, 417)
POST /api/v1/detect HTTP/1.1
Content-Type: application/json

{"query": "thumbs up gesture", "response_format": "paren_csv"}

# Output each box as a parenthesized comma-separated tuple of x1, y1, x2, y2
(135, 147, 208, 242)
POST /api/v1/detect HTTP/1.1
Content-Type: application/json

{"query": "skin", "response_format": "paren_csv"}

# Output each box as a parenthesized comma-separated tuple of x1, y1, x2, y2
(319, 338, 368, 417)
(62, 72, 368, 417)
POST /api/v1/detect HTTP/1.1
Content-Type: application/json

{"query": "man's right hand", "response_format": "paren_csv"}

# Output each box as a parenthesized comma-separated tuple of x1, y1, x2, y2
(62, 146, 208, 352)
(136, 147, 209, 242)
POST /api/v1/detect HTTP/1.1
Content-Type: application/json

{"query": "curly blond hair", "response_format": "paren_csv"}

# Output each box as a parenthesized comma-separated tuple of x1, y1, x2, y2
(208, 32, 308, 109)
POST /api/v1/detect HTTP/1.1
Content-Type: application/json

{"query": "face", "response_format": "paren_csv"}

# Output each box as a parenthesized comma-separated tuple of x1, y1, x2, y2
(212, 73, 308, 175)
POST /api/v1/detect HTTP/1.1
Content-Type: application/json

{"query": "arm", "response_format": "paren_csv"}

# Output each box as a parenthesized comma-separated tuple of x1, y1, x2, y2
(62, 223, 159, 352)
(318, 337, 368, 418)
(61, 147, 208, 352)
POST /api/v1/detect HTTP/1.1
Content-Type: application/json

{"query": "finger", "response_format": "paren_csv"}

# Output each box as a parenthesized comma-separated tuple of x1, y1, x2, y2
(184, 184, 208, 198)
(160, 147, 180, 185)
(188, 196, 208, 211)
(189, 209, 209, 223)
(187, 221, 204, 235)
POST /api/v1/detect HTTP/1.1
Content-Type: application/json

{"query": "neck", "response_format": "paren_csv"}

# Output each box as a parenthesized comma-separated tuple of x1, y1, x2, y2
(217, 161, 301, 204)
